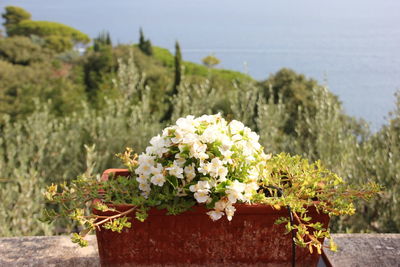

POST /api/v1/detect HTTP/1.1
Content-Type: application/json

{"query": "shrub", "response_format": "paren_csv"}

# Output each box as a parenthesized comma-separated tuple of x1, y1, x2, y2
(0, 36, 53, 65)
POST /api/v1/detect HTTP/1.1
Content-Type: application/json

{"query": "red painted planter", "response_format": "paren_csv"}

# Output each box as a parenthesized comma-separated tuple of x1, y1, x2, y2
(94, 169, 330, 266)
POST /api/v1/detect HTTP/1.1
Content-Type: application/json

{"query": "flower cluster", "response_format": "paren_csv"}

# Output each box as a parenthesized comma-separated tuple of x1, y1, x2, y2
(134, 114, 269, 221)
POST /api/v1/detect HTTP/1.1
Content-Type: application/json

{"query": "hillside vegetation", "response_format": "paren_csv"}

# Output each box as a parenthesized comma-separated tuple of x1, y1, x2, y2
(0, 6, 399, 237)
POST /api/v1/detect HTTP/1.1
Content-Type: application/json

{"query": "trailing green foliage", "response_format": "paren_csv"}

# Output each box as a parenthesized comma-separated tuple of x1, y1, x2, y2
(41, 146, 379, 251)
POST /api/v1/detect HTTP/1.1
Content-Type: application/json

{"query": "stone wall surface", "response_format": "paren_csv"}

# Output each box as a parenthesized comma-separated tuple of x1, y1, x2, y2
(0, 235, 99, 267)
(323, 233, 400, 267)
(0, 234, 399, 266)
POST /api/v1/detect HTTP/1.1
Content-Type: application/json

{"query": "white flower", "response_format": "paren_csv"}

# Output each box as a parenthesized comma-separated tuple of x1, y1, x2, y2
(230, 180, 246, 192)
(151, 173, 166, 187)
(139, 182, 151, 193)
(171, 128, 186, 144)
(182, 132, 199, 144)
(237, 140, 254, 158)
(135, 163, 153, 176)
(229, 120, 244, 134)
(207, 210, 224, 221)
(136, 175, 148, 184)
(166, 165, 184, 179)
(196, 114, 221, 124)
(151, 163, 163, 176)
(194, 189, 210, 203)
(184, 164, 196, 182)
(219, 139, 233, 160)
(248, 131, 260, 143)
(189, 141, 208, 161)
(135, 114, 267, 222)
(232, 134, 243, 142)
(162, 126, 174, 137)
(243, 182, 259, 201)
(146, 135, 170, 157)
(225, 204, 236, 221)
(226, 180, 246, 203)
(176, 115, 197, 133)
(197, 162, 210, 175)
(200, 125, 219, 143)
(173, 158, 186, 168)
(209, 158, 223, 173)
(189, 180, 211, 192)
(214, 199, 228, 211)
(216, 166, 228, 182)
(205, 158, 228, 180)
(137, 154, 155, 166)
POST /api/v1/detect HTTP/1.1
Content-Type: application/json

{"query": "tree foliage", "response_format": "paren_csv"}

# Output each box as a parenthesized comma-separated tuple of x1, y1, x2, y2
(0, 36, 53, 65)
(2, 6, 31, 36)
(173, 41, 182, 94)
(202, 54, 220, 68)
(259, 68, 339, 135)
(93, 31, 112, 52)
(8, 20, 90, 52)
(138, 28, 153, 56)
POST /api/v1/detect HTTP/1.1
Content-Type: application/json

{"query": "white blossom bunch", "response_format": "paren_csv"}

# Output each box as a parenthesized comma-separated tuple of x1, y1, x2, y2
(134, 114, 269, 221)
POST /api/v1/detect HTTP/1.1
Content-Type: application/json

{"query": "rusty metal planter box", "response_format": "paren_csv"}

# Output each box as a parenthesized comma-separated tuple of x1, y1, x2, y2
(94, 169, 329, 266)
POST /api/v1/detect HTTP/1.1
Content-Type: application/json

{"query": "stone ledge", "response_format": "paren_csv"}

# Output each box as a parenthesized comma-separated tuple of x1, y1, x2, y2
(322, 233, 400, 267)
(0, 234, 399, 266)
(0, 235, 99, 267)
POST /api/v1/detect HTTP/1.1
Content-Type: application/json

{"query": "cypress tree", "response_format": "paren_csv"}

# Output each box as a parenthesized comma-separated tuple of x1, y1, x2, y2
(173, 41, 182, 94)
(138, 27, 145, 50)
(106, 32, 111, 46)
(162, 41, 183, 122)
(138, 28, 153, 56)
(143, 39, 153, 56)
(93, 31, 112, 52)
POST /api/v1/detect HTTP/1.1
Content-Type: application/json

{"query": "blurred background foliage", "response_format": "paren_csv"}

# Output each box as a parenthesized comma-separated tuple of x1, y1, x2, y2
(0, 6, 399, 236)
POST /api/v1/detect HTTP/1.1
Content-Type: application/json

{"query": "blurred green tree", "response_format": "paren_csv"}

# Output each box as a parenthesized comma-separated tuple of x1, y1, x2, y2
(0, 36, 53, 65)
(173, 41, 182, 93)
(93, 31, 112, 52)
(138, 28, 153, 56)
(259, 68, 339, 135)
(162, 41, 182, 121)
(2, 6, 31, 36)
(202, 54, 220, 68)
(83, 36, 114, 101)
(8, 20, 90, 52)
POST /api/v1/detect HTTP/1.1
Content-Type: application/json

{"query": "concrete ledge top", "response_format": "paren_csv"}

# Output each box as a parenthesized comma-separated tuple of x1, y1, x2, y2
(0, 234, 399, 266)
(0, 235, 99, 267)
(323, 233, 400, 267)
